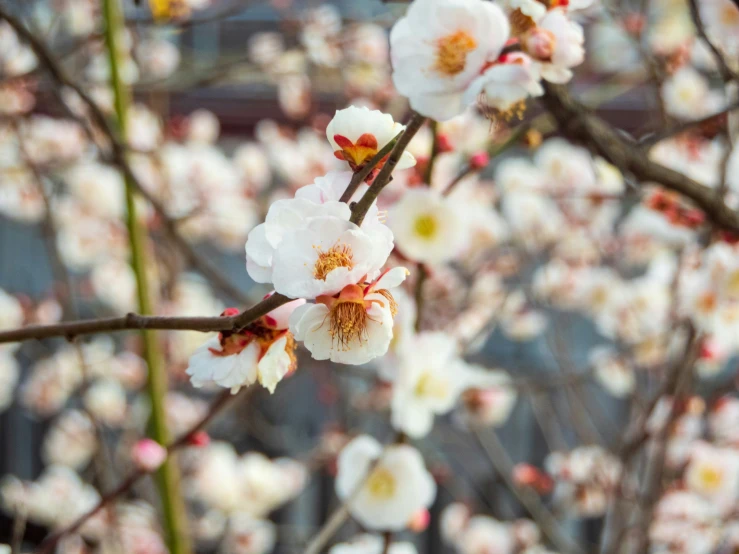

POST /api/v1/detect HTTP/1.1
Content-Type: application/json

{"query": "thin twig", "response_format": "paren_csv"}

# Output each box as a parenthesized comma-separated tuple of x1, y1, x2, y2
(541, 83, 739, 232)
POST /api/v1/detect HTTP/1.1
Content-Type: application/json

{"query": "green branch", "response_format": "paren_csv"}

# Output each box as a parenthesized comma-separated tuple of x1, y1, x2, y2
(101, 1, 191, 552)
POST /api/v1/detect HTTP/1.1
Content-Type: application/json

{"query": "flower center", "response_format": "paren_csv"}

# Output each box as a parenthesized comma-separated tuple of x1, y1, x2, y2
(333, 133, 379, 170)
(366, 467, 397, 499)
(435, 30, 477, 76)
(727, 271, 739, 297)
(509, 8, 536, 36)
(313, 243, 354, 281)
(414, 214, 438, 240)
(414, 372, 448, 399)
(329, 299, 368, 349)
(723, 4, 739, 25)
(697, 465, 723, 491)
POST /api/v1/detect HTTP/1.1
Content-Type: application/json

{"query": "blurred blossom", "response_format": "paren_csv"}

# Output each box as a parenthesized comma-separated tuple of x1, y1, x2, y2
(135, 38, 180, 79)
(42, 410, 97, 469)
(0, 352, 19, 413)
(83, 379, 127, 427)
(335, 435, 436, 531)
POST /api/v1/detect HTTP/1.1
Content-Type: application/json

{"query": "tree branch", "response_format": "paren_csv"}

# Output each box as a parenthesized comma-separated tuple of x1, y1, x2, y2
(350, 112, 427, 226)
(540, 83, 739, 231)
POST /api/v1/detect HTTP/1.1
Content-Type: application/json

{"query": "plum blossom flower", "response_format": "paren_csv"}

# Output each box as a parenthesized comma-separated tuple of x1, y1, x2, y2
(186, 300, 305, 394)
(391, 332, 466, 438)
(245, 171, 392, 289)
(0, 352, 18, 413)
(192, 442, 306, 517)
(330, 534, 418, 554)
(684, 442, 739, 513)
(272, 215, 394, 299)
(464, 52, 544, 114)
(389, 188, 467, 264)
(534, 8, 585, 84)
(390, 0, 510, 120)
(335, 435, 436, 531)
(327, 106, 415, 173)
(289, 267, 408, 365)
(661, 66, 725, 121)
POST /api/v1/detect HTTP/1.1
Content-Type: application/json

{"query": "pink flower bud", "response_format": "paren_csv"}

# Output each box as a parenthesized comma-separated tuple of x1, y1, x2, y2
(469, 152, 490, 170)
(408, 508, 431, 532)
(132, 439, 167, 472)
(188, 430, 210, 447)
(524, 28, 556, 62)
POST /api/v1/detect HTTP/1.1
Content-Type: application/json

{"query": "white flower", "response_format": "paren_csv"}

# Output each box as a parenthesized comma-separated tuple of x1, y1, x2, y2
(245, 196, 350, 283)
(64, 161, 125, 220)
(193, 442, 306, 517)
(330, 534, 418, 554)
(0, 289, 23, 354)
(246, 170, 392, 286)
(536, 9, 585, 84)
(289, 267, 408, 365)
(220, 515, 276, 554)
(590, 347, 635, 398)
(42, 410, 96, 469)
(464, 52, 544, 113)
(459, 364, 518, 427)
(188, 109, 220, 144)
(661, 66, 725, 121)
(391, 332, 465, 437)
(272, 215, 393, 299)
(335, 435, 436, 531)
(83, 379, 127, 427)
(699, 0, 739, 60)
(327, 106, 415, 171)
(390, 0, 510, 120)
(186, 301, 304, 394)
(684, 442, 739, 513)
(456, 516, 515, 554)
(389, 187, 467, 264)
(0, 352, 19, 412)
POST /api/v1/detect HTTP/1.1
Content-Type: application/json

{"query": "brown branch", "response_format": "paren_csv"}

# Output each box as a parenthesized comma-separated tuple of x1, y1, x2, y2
(540, 83, 739, 231)
(0, 292, 290, 344)
(350, 113, 427, 226)
(0, 6, 249, 304)
(473, 427, 586, 554)
(687, 0, 738, 83)
(638, 102, 739, 146)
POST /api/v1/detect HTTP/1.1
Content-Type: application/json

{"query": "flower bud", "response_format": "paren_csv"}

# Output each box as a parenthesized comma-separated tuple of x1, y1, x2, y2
(408, 508, 431, 532)
(469, 151, 490, 170)
(132, 439, 167, 472)
(524, 28, 556, 62)
(188, 430, 211, 448)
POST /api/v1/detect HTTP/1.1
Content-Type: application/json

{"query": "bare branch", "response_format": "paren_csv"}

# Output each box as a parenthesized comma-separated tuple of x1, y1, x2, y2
(541, 83, 739, 231)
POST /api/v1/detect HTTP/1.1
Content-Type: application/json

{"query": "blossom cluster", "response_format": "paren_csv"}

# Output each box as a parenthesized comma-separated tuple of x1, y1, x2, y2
(0, 0, 739, 552)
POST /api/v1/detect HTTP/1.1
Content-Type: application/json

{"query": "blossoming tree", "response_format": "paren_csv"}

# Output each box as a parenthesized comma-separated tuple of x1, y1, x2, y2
(0, 0, 738, 553)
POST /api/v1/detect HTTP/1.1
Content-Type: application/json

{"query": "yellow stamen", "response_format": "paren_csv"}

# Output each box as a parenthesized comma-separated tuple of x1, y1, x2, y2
(329, 300, 368, 349)
(414, 214, 438, 240)
(509, 8, 536, 36)
(414, 372, 448, 399)
(697, 465, 723, 491)
(377, 289, 398, 318)
(366, 467, 397, 499)
(313, 243, 354, 281)
(435, 30, 477, 76)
